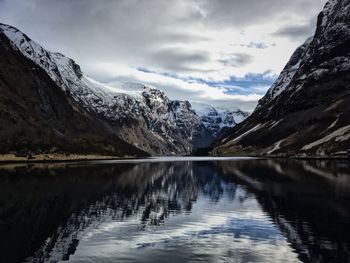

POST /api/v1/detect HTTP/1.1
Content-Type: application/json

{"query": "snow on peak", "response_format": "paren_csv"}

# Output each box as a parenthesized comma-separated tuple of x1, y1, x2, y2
(190, 102, 216, 117)
(0, 23, 65, 84)
(191, 102, 249, 136)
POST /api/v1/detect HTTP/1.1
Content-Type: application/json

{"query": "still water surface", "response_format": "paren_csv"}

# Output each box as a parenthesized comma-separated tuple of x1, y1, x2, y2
(0, 157, 349, 263)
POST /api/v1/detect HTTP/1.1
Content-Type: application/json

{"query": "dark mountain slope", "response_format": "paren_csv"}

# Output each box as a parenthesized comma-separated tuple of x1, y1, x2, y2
(214, 0, 350, 157)
(0, 32, 147, 157)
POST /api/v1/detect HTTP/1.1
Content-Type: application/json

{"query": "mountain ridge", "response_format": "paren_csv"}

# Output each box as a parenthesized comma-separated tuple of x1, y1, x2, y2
(0, 30, 148, 157)
(0, 22, 248, 156)
(214, 0, 350, 157)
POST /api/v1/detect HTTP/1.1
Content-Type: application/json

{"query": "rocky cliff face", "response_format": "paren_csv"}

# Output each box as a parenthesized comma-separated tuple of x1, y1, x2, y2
(214, 0, 350, 157)
(0, 23, 247, 156)
(255, 37, 313, 110)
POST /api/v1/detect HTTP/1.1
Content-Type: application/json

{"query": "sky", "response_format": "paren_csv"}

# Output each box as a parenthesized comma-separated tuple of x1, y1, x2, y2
(0, 0, 327, 111)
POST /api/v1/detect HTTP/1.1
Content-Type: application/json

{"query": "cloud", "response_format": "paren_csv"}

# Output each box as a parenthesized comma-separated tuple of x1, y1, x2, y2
(150, 48, 212, 72)
(88, 63, 263, 111)
(271, 18, 317, 41)
(0, 0, 327, 111)
(219, 53, 254, 67)
(231, 42, 274, 50)
(193, 0, 327, 27)
(246, 42, 269, 49)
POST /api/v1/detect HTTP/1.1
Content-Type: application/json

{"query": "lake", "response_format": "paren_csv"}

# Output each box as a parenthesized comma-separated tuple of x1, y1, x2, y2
(0, 157, 349, 263)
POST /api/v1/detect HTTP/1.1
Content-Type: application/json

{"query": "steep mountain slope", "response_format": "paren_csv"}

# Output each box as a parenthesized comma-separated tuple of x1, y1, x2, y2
(214, 0, 350, 157)
(0, 23, 247, 156)
(0, 30, 147, 157)
(255, 37, 313, 110)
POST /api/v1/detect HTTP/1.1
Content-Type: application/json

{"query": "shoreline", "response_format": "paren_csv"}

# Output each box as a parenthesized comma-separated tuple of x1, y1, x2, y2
(0, 153, 349, 165)
(212, 153, 350, 160)
(0, 154, 138, 164)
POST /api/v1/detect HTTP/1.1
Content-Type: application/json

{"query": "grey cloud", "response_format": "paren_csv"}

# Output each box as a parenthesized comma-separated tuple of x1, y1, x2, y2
(272, 18, 317, 40)
(231, 42, 270, 49)
(0, 0, 326, 72)
(195, 0, 327, 27)
(161, 33, 209, 44)
(0, 0, 215, 74)
(0, 0, 327, 111)
(219, 53, 254, 67)
(150, 48, 212, 72)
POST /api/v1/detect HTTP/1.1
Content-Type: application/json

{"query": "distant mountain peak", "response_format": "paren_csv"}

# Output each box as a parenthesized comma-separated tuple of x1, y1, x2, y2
(191, 102, 249, 137)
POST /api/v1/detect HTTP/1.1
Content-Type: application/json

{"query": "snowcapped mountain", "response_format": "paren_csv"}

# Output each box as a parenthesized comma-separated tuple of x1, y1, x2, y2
(0, 23, 247, 155)
(214, 0, 350, 157)
(191, 103, 249, 137)
(0, 26, 147, 157)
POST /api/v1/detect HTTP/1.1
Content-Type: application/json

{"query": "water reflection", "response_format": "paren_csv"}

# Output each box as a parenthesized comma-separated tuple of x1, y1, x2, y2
(0, 159, 349, 263)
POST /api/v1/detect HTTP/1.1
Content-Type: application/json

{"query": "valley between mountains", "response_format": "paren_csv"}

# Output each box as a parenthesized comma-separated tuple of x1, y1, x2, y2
(0, 0, 349, 159)
(0, 23, 247, 158)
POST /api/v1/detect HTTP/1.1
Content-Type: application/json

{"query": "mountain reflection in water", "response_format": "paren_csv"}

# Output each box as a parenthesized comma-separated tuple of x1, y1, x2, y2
(0, 158, 349, 263)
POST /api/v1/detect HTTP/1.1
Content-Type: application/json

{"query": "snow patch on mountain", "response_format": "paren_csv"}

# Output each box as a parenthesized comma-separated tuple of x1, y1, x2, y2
(191, 102, 249, 136)
(302, 125, 350, 150)
(256, 37, 313, 109)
